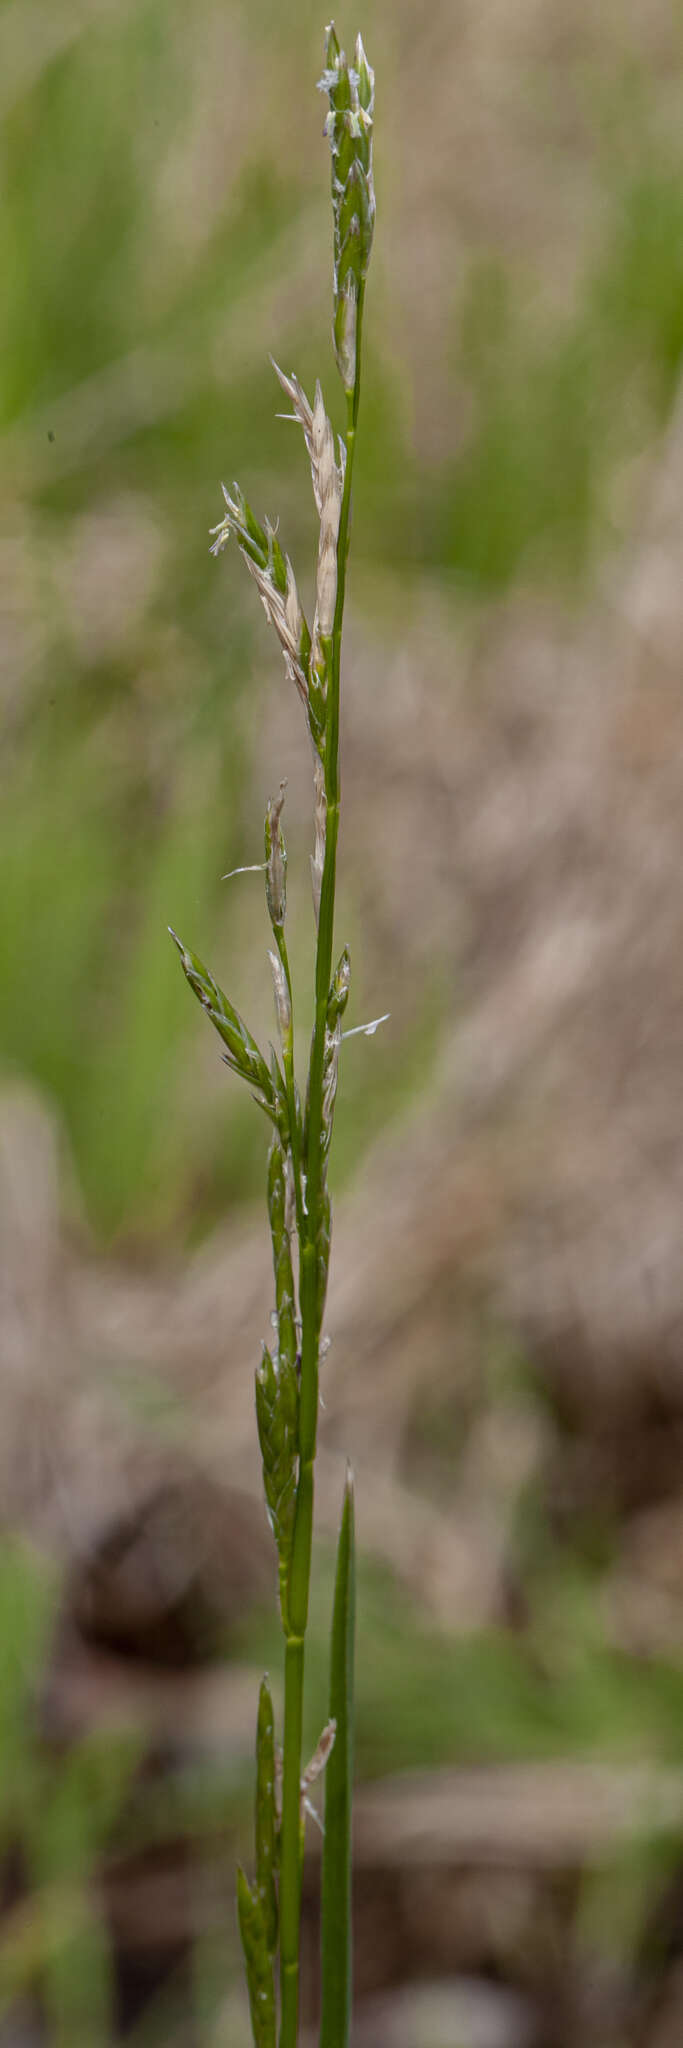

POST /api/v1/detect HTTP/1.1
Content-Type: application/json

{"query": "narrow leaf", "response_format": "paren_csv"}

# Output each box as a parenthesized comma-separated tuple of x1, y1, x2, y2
(320, 1465, 355, 2048)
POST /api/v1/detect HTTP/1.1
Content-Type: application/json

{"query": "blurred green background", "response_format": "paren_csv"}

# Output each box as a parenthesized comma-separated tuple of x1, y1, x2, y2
(5, 0, 683, 1245)
(3, 2, 683, 2043)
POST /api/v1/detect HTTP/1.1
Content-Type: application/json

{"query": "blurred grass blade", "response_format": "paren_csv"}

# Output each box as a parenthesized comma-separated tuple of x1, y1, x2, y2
(320, 1465, 355, 2048)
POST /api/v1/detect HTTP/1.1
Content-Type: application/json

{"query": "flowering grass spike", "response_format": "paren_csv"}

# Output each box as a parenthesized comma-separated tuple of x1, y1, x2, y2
(171, 24, 375, 2047)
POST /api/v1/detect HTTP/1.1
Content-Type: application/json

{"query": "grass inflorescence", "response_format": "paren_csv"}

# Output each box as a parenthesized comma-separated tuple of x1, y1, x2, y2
(170, 24, 375, 2046)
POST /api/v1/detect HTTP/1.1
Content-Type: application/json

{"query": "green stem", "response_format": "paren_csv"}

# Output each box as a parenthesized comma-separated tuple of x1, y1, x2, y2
(279, 1631, 304, 2048)
(300, 286, 365, 1482)
(277, 285, 365, 2047)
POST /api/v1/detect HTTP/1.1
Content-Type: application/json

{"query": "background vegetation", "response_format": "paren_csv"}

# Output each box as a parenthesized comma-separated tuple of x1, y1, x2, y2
(2, 3, 683, 2043)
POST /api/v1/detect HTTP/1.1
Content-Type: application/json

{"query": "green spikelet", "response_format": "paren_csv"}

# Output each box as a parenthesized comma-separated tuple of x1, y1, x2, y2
(236, 1865, 276, 2047)
(210, 484, 286, 588)
(327, 945, 351, 1028)
(255, 1678, 278, 1956)
(255, 1344, 298, 1623)
(168, 930, 275, 1101)
(267, 1140, 298, 1385)
(317, 1183, 332, 1332)
(264, 786, 287, 932)
(319, 27, 375, 391)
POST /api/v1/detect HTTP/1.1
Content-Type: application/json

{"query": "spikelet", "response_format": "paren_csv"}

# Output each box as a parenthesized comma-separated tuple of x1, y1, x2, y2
(260, 1138, 299, 1616)
(321, 1019, 341, 1165)
(311, 751, 327, 926)
(312, 382, 342, 645)
(272, 363, 346, 523)
(255, 1343, 298, 1599)
(318, 943, 350, 1168)
(319, 26, 376, 391)
(300, 1719, 337, 1832)
(255, 1678, 278, 1956)
(210, 483, 311, 712)
(169, 930, 273, 1099)
(316, 1182, 332, 1331)
(268, 948, 292, 1047)
(267, 1138, 298, 1390)
(272, 362, 346, 751)
(302, 1719, 337, 1795)
(327, 944, 351, 1027)
(264, 783, 287, 931)
(236, 1865, 276, 2047)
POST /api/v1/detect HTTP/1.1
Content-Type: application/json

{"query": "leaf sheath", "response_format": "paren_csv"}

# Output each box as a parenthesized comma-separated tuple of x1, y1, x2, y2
(320, 1468, 356, 2048)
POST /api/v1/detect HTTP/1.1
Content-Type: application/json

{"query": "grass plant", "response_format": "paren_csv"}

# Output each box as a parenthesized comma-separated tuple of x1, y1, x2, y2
(170, 26, 375, 2045)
